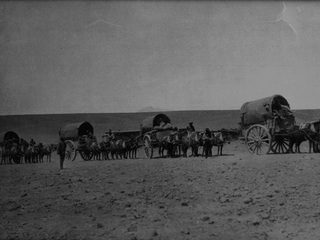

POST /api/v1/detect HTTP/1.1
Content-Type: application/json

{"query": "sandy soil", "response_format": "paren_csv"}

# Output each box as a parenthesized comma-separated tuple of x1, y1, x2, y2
(1, 141, 320, 240)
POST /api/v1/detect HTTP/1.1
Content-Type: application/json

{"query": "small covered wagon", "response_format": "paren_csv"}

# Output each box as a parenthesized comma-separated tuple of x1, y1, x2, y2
(240, 94, 296, 155)
(0, 131, 21, 164)
(59, 122, 98, 161)
(140, 113, 176, 159)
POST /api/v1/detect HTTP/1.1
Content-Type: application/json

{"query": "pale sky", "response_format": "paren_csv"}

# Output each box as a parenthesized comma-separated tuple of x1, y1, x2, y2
(1, 1, 320, 115)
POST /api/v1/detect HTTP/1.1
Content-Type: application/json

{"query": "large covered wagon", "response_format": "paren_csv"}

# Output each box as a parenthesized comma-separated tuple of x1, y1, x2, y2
(0, 131, 21, 164)
(240, 94, 296, 155)
(140, 113, 175, 159)
(59, 122, 97, 161)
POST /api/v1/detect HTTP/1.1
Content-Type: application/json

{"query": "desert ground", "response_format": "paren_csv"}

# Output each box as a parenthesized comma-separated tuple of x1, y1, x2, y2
(1, 139, 320, 240)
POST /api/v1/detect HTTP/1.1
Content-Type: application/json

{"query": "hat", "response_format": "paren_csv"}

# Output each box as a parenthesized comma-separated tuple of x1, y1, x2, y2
(189, 122, 193, 124)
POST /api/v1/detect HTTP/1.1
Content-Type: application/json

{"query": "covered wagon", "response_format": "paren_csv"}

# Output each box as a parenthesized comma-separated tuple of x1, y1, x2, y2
(240, 94, 296, 155)
(59, 122, 97, 161)
(0, 131, 21, 164)
(140, 113, 175, 159)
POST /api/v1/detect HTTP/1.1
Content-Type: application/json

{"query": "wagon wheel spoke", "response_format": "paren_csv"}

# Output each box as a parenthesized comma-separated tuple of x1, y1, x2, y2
(282, 139, 289, 152)
(144, 136, 153, 159)
(271, 135, 290, 154)
(247, 136, 255, 140)
(275, 143, 280, 153)
(65, 140, 77, 161)
(283, 140, 289, 147)
(245, 125, 271, 155)
(261, 138, 270, 143)
(280, 144, 285, 153)
(80, 150, 93, 161)
(261, 142, 270, 148)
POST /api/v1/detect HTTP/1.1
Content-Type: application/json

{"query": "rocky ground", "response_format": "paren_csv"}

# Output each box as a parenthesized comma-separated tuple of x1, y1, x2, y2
(1, 141, 320, 240)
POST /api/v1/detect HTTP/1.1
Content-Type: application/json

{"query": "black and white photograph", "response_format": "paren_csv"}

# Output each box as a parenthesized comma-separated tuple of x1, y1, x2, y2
(1, 1, 320, 239)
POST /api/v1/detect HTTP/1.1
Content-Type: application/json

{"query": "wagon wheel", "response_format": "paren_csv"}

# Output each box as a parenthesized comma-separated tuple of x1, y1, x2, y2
(245, 125, 272, 155)
(271, 134, 290, 154)
(65, 140, 77, 161)
(144, 135, 153, 159)
(79, 150, 93, 161)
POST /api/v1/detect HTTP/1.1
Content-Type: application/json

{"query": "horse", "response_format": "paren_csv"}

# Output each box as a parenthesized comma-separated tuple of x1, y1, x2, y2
(41, 144, 54, 162)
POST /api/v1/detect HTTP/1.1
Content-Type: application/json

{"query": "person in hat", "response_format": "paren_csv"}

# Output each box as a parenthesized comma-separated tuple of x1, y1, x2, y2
(30, 138, 36, 147)
(204, 128, 212, 138)
(188, 122, 195, 132)
(106, 129, 115, 141)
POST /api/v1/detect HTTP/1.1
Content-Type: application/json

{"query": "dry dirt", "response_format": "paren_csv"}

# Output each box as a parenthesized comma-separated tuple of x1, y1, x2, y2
(1, 141, 320, 240)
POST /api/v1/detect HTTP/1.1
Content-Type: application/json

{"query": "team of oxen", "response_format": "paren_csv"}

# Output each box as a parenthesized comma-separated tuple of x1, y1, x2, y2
(0, 138, 56, 165)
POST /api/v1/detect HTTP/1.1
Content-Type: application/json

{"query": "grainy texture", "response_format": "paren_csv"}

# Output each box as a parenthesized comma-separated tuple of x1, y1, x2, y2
(1, 141, 320, 240)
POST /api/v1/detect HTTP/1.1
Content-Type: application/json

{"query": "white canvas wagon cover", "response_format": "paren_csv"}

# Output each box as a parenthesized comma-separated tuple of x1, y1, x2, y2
(140, 114, 171, 135)
(240, 94, 291, 127)
(0, 131, 20, 144)
(59, 122, 94, 141)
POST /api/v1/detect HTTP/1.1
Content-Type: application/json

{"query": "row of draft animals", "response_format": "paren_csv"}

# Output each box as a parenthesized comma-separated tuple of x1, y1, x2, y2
(80, 136, 141, 161)
(75, 130, 230, 160)
(0, 138, 56, 165)
(286, 121, 320, 154)
(84, 120, 320, 160)
(157, 129, 231, 159)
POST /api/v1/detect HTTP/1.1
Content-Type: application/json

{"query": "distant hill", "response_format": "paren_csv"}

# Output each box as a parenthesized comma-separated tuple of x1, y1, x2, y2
(0, 109, 319, 144)
(138, 106, 172, 112)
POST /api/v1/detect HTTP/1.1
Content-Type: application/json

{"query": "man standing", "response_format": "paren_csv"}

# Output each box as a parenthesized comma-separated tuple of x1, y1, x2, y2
(106, 129, 115, 141)
(187, 122, 196, 138)
(187, 122, 195, 132)
(57, 139, 66, 170)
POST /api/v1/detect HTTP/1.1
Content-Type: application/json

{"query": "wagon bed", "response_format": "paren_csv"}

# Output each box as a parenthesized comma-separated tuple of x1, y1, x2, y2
(59, 121, 96, 161)
(140, 113, 175, 158)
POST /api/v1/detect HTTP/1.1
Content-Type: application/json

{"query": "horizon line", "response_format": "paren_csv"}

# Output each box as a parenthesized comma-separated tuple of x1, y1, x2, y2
(1, 108, 320, 117)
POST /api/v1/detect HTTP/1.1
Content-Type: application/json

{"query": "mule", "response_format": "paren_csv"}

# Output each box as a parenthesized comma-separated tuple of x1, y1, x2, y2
(288, 122, 320, 153)
(176, 130, 200, 158)
(158, 135, 175, 158)
(211, 131, 230, 156)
